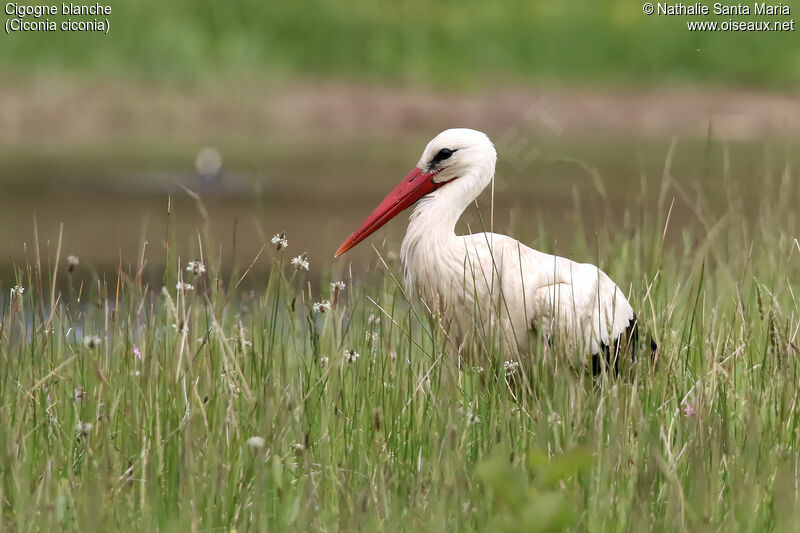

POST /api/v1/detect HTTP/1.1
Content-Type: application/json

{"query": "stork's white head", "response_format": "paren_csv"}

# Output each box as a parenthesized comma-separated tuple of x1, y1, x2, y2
(417, 128, 497, 189)
(335, 128, 497, 257)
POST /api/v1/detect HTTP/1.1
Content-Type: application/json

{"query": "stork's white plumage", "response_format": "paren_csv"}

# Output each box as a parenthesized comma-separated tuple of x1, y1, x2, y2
(336, 128, 639, 366)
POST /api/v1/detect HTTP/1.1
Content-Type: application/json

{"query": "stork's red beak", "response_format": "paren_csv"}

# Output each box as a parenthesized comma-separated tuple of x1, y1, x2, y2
(335, 167, 439, 257)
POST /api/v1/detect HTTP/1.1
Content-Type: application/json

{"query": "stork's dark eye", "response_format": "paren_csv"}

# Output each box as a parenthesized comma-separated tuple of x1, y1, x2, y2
(430, 148, 456, 167)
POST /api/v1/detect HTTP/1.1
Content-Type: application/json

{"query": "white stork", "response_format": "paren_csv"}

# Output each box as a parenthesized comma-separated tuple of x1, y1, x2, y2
(336, 128, 645, 371)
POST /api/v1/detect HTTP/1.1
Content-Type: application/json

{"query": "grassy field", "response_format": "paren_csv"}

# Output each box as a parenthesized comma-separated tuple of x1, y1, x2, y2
(2, 0, 800, 87)
(1, 143, 799, 531)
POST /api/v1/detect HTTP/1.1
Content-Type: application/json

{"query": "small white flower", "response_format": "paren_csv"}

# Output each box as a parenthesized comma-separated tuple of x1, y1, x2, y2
(9, 285, 24, 298)
(504, 360, 520, 377)
(271, 232, 288, 251)
(76, 421, 93, 436)
(465, 406, 481, 425)
(367, 314, 380, 327)
(312, 300, 332, 313)
(74, 386, 85, 402)
(330, 281, 346, 308)
(185, 260, 206, 276)
(472, 366, 485, 375)
(344, 349, 360, 363)
(83, 335, 102, 349)
(290, 252, 309, 271)
(247, 436, 265, 451)
(176, 282, 194, 291)
(67, 255, 80, 273)
(320, 356, 329, 369)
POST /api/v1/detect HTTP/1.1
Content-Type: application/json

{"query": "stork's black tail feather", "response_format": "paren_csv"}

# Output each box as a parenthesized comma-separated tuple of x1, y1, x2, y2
(591, 313, 660, 376)
(591, 313, 660, 375)
(592, 314, 639, 375)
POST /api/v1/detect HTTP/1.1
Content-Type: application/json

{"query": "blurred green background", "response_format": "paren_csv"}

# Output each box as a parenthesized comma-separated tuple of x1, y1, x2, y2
(3, 0, 800, 86)
(1, 0, 799, 277)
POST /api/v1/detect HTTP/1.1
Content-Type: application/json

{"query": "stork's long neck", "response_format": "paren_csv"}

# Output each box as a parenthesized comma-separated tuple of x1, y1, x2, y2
(400, 173, 485, 292)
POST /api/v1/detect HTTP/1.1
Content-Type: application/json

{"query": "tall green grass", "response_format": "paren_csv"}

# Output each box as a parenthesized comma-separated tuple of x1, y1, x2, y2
(1, 140, 800, 531)
(2, 0, 799, 87)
